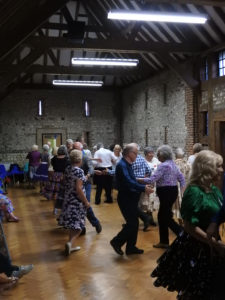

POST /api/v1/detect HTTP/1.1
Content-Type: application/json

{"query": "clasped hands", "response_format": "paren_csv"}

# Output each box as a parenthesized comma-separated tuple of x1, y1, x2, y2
(145, 185, 154, 195)
(206, 222, 225, 257)
(94, 169, 109, 176)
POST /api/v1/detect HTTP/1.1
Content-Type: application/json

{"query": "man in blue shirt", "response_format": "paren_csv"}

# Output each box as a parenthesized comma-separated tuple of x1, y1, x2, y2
(110, 143, 153, 255)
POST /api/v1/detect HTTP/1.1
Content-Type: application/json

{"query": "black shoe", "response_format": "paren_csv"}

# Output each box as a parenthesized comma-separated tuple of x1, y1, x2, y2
(95, 222, 102, 234)
(110, 239, 124, 255)
(150, 221, 157, 226)
(104, 200, 113, 203)
(126, 247, 144, 255)
(146, 212, 157, 226)
(95, 201, 100, 205)
(80, 227, 86, 236)
(143, 219, 150, 232)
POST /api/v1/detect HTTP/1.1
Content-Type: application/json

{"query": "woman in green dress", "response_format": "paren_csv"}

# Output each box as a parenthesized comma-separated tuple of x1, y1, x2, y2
(151, 150, 225, 300)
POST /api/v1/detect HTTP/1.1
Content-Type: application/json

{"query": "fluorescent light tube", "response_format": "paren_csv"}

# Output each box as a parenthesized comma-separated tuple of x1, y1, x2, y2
(108, 10, 207, 24)
(71, 57, 139, 67)
(52, 80, 103, 87)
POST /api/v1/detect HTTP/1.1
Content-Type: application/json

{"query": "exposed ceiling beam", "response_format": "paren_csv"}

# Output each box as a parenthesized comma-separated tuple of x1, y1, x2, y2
(140, 0, 225, 7)
(42, 23, 108, 33)
(0, 48, 45, 90)
(0, 64, 151, 78)
(0, 0, 70, 60)
(27, 36, 204, 54)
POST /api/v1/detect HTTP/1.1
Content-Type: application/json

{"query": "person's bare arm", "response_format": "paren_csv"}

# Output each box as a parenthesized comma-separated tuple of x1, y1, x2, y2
(184, 220, 225, 256)
(76, 179, 90, 208)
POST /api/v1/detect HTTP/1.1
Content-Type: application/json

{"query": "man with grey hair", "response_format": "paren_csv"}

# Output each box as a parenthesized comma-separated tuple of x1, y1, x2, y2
(66, 139, 74, 154)
(93, 143, 115, 204)
(187, 143, 203, 165)
(110, 143, 153, 256)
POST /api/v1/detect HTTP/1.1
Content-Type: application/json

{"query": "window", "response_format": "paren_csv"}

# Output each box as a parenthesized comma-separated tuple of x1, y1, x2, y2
(145, 129, 148, 147)
(84, 100, 90, 117)
(200, 58, 208, 81)
(38, 100, 43, 116)
(202, 111, 209, 136)
(218, 50, 225, 77)
(163, 84, 167, 106)
(145, 90, 148, 110)
(164, 126, 168, 144)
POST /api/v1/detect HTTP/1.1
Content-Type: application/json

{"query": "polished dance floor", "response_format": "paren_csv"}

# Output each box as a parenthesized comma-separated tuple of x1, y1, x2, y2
(2, 185, 177, 300)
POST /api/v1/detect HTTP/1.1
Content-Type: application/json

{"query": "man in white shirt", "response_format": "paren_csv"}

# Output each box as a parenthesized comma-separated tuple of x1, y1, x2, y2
(93, 143, 115, 204)
(187, 143, 203, 165)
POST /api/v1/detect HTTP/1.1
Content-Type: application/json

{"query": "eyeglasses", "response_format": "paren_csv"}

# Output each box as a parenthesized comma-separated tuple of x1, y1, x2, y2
(131, 151, 138, 156)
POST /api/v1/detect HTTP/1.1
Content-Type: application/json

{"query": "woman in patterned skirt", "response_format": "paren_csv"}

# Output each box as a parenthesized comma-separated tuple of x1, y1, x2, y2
(58, 150, 90, 256)
(44, 145, 69, 214)
(151, 150, 225, 300)
(0, 182, 19, 222)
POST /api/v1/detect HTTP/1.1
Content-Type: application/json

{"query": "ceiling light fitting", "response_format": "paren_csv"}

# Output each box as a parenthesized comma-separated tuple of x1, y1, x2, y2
(71, 58, 139, 67)
(108, 10, 207, 24)
(52, 80, 103, 87)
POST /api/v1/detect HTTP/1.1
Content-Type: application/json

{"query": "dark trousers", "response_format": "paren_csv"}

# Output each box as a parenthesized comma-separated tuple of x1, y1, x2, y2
(112, 191, 139, 250)
(94, 167, 113, 204)
(0, 253, 18, 277)
(86, 207, 99, 227)
(138, 207, 150, 224)
(157, 186, 183, 244)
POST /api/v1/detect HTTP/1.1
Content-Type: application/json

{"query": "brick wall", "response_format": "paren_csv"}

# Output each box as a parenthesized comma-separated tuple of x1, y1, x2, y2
(121, 71, 194, 156)
(0, 88, 120, 166)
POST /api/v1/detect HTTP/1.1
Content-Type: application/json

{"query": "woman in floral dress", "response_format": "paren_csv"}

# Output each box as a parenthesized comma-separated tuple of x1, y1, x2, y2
(58, 150, 90, 256)
(151, 150, 225, 300)
(0, 181, 19, 222)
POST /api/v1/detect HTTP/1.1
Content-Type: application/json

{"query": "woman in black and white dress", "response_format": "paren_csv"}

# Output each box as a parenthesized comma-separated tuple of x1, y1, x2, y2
(58, 149, 90, 256)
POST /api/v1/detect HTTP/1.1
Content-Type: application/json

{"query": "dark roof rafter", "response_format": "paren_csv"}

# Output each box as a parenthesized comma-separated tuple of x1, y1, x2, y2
(0, 64, 151, 78)
(26, 36, 204, 54)
(0, 0, 70, 60)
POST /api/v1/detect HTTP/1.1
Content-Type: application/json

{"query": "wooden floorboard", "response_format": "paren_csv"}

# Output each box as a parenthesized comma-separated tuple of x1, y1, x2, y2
(1, 185, 177, 300)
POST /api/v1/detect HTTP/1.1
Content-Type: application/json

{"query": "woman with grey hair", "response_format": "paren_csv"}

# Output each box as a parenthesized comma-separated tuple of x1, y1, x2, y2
(34, 144, 50, 190)
(138, 145, 185, 248)
(58, 150, 90, 256)
(26, 144, 41, 188)
(43, 145, 70, 213)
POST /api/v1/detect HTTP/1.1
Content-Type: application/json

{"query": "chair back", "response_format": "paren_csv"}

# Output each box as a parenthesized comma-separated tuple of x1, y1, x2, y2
(24, 162, 29, 173)
(0, 165, 7, 179)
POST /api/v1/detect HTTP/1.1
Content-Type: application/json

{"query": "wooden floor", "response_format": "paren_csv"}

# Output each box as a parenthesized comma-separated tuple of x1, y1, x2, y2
(2, 185, 177, 300)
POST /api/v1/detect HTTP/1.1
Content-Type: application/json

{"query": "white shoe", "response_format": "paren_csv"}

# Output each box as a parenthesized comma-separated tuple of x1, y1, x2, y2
(11, 264, 34, 278)
(65, 242, 71, 256)
(71, 246, 81, 252)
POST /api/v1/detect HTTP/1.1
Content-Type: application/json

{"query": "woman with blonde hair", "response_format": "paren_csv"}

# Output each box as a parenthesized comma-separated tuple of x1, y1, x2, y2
(151, 150, 225, 300)
(112, 144, 122, 166)
(58, 150, 90, 256)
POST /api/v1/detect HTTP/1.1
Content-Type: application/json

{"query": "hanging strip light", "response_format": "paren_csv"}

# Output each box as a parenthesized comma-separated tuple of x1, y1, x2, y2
(52, 80, 103, 87)
(108, 10, 207, 24)
(71, 57, 139, 67)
